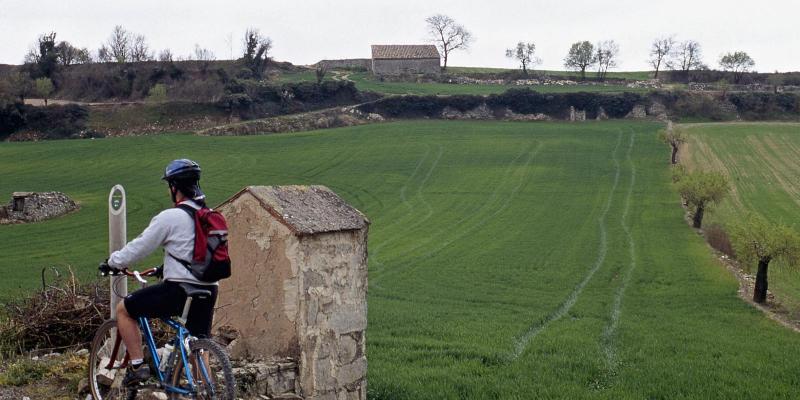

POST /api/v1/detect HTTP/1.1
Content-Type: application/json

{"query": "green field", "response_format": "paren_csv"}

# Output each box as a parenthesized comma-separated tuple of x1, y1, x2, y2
(274, 70, 644, 95)
(3, 121, 800, 398)
(346, 72, 642, 96)
(682, 122, 800, 310)
(448, 67, 654, 81)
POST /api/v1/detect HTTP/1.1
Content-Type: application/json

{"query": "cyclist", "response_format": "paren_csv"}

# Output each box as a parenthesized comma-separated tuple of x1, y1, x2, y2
(99, 159, 218, 386)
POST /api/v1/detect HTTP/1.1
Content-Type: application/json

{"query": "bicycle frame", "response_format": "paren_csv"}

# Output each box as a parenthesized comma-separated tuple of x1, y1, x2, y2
(139, 316, 196, 396)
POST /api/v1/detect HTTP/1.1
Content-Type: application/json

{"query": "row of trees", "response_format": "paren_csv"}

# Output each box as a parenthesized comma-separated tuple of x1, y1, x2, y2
(665, 125, 799, 304)
(21, 26, 255, 76)
(423, 14, 758, 82)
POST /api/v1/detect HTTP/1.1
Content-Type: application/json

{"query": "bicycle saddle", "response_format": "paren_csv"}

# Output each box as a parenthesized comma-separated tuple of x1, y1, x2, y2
(179, 282, 212, 299)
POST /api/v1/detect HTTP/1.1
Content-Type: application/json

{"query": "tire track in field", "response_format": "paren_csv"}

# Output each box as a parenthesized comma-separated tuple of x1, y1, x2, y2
(372, 141, 542, 288)
(371, 144, 442, 273)
(508, 132, 623, 361)
(370, 141, 533, 284)
(600, 131, 637, 375)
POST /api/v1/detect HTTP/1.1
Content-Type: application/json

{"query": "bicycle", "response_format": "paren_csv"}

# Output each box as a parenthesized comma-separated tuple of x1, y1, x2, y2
(88, 267, 236, 400)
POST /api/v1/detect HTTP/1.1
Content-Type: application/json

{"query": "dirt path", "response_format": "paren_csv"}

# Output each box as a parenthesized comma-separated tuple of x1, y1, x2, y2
(24, 98, 143, 107)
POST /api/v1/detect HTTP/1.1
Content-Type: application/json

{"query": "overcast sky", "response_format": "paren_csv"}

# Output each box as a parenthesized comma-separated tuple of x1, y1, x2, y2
(1, 0, 798, 72)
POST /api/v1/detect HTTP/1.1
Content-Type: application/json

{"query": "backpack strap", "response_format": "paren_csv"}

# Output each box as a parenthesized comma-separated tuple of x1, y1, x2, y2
(169, 203, 199, 271)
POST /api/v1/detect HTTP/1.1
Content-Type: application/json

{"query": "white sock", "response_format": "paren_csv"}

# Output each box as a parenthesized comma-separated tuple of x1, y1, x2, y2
(131, 358, 144, 366)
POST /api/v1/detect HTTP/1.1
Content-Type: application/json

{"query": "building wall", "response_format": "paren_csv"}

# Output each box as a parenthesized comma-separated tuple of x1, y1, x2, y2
(297, 229, 368, 400)
(371, 58, 440, 76)
(216, 191, 301, 360)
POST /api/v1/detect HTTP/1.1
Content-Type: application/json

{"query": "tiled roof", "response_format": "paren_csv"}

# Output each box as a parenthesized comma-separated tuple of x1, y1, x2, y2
(218, 185, 369, 236)
(371, 45, 440, 60)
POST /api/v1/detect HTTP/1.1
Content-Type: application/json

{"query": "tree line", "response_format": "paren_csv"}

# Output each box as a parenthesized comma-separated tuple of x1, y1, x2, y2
(664, 125, 800, 305)
(424, 14, 757, 82)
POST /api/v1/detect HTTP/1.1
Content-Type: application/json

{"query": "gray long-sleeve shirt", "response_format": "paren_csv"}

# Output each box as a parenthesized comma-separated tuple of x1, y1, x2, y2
(108, 200, 216, 286)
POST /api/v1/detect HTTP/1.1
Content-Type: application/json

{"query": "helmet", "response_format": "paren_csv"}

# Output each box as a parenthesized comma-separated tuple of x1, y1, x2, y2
(162, 159, 201, 182)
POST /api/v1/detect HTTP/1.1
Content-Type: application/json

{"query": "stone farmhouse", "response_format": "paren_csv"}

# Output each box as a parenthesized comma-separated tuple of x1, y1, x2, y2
(370, 45, 441, 76)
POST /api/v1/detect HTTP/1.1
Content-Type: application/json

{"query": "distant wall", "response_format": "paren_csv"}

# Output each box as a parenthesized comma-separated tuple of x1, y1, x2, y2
(372, 58, 440, 76)
(318, 59, 372, 71)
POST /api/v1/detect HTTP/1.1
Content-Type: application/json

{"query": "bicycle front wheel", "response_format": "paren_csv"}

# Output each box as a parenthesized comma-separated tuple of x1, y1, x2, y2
(88, 320, 131, 400)
(169, 338, 236, 400)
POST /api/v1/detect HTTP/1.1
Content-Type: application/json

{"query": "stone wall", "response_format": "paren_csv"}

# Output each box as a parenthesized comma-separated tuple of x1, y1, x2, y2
(1, 192, 78, 224)
(372, 58, 440, 76)
(317, 59, 372, 71)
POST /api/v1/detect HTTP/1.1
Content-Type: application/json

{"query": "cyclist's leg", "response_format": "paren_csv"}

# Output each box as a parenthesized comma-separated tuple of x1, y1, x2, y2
(185, 284, 218, 338)
(116, 302, 144, 360)
(121, 281, 185, 360)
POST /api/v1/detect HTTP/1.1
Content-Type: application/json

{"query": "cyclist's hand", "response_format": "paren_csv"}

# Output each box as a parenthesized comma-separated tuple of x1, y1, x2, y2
(154, 265, 164, 279)
(99, 259, 123, 276)
(98, 260, 112, 276)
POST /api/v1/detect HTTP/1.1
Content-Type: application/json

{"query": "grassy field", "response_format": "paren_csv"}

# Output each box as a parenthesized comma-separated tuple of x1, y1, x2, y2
(346, 72, 643, 96)
(274, 69, 645, 95)
(3, 121, 800, 398)
(448, 67, 654, 81)
(681, 122, 800, 309)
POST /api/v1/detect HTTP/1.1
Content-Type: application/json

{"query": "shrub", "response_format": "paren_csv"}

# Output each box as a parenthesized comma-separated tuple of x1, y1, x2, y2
(22, 104, 89, 138)
(673, 93, 736, 121)
(146, 83, 168, 103)
(0, 102, 26, 139)
(705, 223, 736, 258)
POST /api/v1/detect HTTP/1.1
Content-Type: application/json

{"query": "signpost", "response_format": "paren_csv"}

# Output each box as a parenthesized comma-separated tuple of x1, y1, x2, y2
(108, 185, 127, 319)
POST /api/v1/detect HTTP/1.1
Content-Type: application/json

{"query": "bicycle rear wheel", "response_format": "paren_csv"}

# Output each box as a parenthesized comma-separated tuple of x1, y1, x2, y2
(88, 320, 131, 400)
(169, 338, 236, 400)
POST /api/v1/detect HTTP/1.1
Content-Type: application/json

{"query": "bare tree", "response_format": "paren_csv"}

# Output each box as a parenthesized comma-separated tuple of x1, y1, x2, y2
(242, 28, 272, 77)
(97, 45, 113, 63)
(649, 36, 675, 79)
(595, 40, 619, 81)
(673, 40, 704, 77)
(564, 41, 595, 80)
(193, 44, 216, 61)
(105, 25, 130, 63)
(130, 34, 153, 62)
(505, 42, 539, 75)
(425, 14, 473, 71)
(719, 51, 755, 83)
(158, 49, 174, 62)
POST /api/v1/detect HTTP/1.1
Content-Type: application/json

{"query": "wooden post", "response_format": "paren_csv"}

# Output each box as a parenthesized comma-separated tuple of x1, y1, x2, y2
(108, 185, 127, 319)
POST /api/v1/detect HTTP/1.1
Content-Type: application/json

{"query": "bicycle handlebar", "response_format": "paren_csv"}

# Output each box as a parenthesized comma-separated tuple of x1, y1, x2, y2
(100, 266, 160, 283)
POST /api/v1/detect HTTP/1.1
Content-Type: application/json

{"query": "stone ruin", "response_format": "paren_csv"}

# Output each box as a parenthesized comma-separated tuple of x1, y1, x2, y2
(0, 192, 78, 224)
(569, 106, 587, 122)
(215, 185, 369, 400)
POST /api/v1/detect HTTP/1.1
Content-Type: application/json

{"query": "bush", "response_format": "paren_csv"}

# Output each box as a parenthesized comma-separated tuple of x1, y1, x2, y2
(705, 224, 736, 258)
(672, 93, 736, 121)
(0, 102, 26, 139)
(361, 89, 643, 119)
(22, 104, 89, 139)
(728, 92, 800, 119)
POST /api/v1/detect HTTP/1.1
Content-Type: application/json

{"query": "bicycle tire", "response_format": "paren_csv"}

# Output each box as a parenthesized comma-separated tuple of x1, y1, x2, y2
(169, 338, 236, 400)
(88, 319, 131, 400)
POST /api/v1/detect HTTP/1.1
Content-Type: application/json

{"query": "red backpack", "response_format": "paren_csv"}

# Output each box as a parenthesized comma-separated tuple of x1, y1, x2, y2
(171, 204, 232, 283)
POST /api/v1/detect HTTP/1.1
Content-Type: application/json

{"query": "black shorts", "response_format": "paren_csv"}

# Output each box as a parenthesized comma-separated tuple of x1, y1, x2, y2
(123, 281, 218, 337)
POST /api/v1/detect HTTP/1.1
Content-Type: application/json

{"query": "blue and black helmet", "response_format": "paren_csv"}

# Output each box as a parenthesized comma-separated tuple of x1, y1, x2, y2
(162, 159, 201, 182)
(163, 159, 205, 202)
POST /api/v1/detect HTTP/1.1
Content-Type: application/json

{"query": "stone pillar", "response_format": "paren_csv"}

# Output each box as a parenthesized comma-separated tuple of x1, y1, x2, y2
(216, 185, 369, 400)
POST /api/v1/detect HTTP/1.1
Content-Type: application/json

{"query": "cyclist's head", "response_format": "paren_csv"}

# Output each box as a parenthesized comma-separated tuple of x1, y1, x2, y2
(162, 159, 205, 204)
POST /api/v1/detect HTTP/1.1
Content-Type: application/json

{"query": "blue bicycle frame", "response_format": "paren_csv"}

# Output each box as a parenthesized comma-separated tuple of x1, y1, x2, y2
(138, 316, 196, 396)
